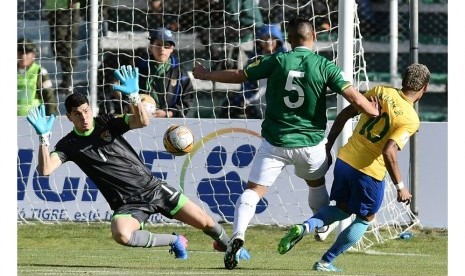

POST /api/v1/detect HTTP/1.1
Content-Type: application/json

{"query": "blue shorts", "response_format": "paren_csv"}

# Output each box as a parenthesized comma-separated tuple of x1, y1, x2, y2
(330, 159, 385, 217)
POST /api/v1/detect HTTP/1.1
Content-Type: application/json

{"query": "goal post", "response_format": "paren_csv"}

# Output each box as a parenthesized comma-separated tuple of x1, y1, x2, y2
(17, 0, 419, 250)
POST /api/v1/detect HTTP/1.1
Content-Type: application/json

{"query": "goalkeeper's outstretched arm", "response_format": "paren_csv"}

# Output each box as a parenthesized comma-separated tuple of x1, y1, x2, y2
(38, 145, 62, 176)
(26, 104, 62, 176)
(112, 65, 149, 129)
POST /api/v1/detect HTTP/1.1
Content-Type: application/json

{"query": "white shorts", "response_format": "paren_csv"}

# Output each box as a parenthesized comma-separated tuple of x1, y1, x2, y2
(248, 139, 330, 186)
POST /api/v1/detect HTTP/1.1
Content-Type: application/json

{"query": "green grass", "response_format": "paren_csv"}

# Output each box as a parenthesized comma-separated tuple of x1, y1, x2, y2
(18, 223, 447, 275)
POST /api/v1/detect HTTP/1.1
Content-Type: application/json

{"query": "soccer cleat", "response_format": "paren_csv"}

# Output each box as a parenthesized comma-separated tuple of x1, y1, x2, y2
(224, 233, 245, 270)
(213, 240, 251, 260)
(237, 247, 251, 260)
(314, 221, 339, 242)
(313, 261, 342, 272)
(169, 234, 188, 259)
(277, 224, 304, 254)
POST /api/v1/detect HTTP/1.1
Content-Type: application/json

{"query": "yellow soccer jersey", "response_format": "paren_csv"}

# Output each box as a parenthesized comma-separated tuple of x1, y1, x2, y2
(338, 85, 420, 180)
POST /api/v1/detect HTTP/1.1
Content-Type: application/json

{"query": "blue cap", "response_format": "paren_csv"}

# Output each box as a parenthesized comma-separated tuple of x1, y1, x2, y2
(148, 28, 175, 46)
(257, 24, 284, 45)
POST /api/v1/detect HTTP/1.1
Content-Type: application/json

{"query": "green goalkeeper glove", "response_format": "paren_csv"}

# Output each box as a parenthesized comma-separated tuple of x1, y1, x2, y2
(26, 105, 56, 146)
(112, 65, 141, 106)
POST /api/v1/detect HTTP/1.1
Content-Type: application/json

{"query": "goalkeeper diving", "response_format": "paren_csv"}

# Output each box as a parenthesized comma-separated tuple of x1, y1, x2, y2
(26, 65, 250, 260)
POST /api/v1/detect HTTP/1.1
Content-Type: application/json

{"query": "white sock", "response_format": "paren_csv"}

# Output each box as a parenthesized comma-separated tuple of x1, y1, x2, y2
(232, 189, 260, 238)
(302, 222, 311, 235)
(308, 184, 329, 214)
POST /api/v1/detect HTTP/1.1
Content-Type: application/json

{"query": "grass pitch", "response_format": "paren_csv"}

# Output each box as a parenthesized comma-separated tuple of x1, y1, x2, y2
(18, 223, 447, 275)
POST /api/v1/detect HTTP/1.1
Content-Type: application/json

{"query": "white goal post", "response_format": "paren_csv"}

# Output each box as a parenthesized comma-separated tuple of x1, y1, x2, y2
(17, 0, 419, 249)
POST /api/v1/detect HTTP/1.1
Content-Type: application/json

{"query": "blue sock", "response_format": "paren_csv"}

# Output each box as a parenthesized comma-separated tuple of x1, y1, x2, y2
(321, 217, 370, 263)
(303, 205, 351, 232)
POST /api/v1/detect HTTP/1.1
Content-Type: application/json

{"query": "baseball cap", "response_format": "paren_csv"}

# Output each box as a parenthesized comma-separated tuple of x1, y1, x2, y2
(17, 38, 36, 53)
(148, 28, 176, 46)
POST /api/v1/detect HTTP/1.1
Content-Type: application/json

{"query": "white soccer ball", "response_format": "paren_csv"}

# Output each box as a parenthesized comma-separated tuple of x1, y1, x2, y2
(140, 94, 156, 115)
(163, 125, 194, 156)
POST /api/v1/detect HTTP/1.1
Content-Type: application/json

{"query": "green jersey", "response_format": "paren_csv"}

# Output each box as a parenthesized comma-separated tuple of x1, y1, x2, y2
(244, 47, 351, 147)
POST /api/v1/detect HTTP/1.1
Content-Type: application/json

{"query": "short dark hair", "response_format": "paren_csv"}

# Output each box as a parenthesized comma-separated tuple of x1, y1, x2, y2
(18, 38, 36, 53)
(287, 17, 314, 41)
(65, 93, 89, 113)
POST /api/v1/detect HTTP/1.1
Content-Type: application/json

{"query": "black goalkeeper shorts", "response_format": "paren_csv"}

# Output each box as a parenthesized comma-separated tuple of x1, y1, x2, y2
(112, 180, 188, 224)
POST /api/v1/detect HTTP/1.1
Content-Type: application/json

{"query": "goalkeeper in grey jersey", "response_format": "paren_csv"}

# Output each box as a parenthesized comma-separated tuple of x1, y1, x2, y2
(26, 65, 250, 260)
(193, 16, 379, 269)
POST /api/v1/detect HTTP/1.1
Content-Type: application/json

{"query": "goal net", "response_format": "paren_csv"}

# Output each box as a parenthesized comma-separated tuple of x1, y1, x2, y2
(17, 0, 419, 249)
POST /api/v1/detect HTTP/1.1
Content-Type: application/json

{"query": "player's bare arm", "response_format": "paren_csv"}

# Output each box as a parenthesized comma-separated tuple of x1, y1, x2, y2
(128, 101, 150, 129)
(325, 104, 358, 151)
(382, 139, 412, 204)
(341, 86, 379, 117)
(193, 61, 248, 83)
(38, 149, 62, 176)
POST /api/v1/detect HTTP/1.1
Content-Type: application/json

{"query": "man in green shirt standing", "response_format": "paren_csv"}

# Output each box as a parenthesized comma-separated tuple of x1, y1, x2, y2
(17, 38, 57, 116)
(193, 16, 380, 270)
(45, 0, 81, 95)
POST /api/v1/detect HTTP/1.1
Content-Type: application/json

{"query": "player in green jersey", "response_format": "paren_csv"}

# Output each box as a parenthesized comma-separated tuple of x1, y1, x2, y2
(193, 16, 379, 270)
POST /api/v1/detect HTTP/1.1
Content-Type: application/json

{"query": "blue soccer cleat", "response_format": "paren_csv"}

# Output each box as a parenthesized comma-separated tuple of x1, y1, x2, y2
(169, 234, 188, 259)
(238, 247, 251, 260)
(313, 261, 343, 272)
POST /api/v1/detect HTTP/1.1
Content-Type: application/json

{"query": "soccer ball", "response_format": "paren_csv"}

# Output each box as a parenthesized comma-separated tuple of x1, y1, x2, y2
(140, 94, 156, 115)
(163, 125, 194, 156)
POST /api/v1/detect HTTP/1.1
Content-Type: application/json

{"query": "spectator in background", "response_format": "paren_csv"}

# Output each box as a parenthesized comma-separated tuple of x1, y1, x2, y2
(45, 0, 81, 95)
(357, 0, 376, 35)
(227, 0, 264, 43)
(194, 0, 264, 71)
(136, 28, 194, 118)
(148, 0, 179, 31)
(80, 0, 111, 37)
(222, 24, 287, 119)
(17, 38, 57, 116)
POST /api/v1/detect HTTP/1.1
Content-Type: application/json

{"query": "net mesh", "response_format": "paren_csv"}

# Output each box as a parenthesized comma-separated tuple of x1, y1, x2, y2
(17, 0, 420, 250)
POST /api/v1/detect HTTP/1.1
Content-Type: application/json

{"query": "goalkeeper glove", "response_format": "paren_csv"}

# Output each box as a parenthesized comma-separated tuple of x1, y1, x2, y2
(26, 105, 56, 146)
(112, 65, 141, 106)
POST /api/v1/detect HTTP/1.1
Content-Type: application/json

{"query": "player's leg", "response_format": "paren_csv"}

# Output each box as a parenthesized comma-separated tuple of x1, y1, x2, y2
(234, 140, 285, 240)
(313, 160, 385, 271)
(225, 140, 285, 269)
(313, 216, 370, 272)
(173, 199, 230, 248)
(173, 197, 251, 261)
(110, 210, 188, 259)
(306, 176, 340, 241)
(221, 182, 266, 269)
(294, 139, 337, 241)
(278, 205, 350, 254)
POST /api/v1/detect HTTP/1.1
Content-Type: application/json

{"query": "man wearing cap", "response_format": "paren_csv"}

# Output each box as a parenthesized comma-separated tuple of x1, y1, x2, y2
(17, 38, 58, 116)
(222, 23, 288, 119)
(136, 28, 194, 118)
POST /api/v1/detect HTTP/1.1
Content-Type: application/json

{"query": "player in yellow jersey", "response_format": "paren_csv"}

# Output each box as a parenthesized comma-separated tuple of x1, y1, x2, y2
(277, 63, 430, 272)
